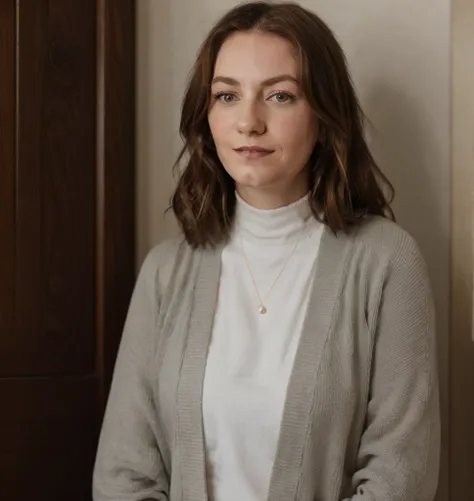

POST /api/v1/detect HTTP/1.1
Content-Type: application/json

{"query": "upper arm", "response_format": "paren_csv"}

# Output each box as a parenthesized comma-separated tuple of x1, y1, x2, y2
(93, 248, 169, 501)
(345, 235, 440, 500)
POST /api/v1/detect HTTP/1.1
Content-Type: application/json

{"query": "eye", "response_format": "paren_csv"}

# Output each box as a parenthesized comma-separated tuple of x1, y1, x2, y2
(268, 92, 295, 103)
(215, 92, 237, 104)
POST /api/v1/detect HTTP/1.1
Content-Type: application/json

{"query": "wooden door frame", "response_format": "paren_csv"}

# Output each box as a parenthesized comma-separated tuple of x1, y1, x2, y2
(96, 0, 136, 408)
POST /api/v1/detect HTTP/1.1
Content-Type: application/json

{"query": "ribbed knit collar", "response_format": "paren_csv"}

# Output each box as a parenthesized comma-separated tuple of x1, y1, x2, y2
(232, 192, 313, 245)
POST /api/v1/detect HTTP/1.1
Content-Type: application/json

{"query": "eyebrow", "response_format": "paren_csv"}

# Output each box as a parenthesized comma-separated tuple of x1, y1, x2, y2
(211, 74, 300, 87)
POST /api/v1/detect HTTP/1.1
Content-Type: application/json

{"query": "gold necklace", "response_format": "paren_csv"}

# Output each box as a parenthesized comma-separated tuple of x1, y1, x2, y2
(240, 233, 303, 314)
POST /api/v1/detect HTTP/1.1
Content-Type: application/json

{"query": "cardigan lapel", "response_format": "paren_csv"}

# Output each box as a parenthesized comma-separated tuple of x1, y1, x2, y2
(175, 244, 222, 501)
(174, 227, 352, 501)
(266, 227, 351, 501)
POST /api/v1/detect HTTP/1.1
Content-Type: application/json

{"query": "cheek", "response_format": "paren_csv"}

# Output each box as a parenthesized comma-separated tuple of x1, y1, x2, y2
(208, 109, 232, 146)
(207, 114, 219, 143)
(275, 112, 318, 154)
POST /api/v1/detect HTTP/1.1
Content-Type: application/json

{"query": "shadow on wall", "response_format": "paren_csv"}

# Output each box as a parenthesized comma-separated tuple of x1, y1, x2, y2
(366, 82, 448, 309)
(367, 85, 439, 239)
(366, 82, 448, 501)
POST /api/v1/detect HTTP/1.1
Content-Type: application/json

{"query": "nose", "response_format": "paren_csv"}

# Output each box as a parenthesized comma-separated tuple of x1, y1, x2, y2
(237, 101, 266, 136)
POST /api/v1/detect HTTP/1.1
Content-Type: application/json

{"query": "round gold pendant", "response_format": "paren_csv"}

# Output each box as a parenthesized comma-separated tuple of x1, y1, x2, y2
(258, 305, 267, 314)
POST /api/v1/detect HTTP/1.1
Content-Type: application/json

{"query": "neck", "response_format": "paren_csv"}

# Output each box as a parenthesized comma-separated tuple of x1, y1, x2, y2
(232, 191, 313, 245)
(236, 178, 309, 210)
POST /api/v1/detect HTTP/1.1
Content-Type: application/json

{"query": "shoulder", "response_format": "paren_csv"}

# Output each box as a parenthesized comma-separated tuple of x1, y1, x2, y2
(138, 234, 204, 297)
(344, 217, 435, 340)
(343, 217, 433, 313)
(141, 235, 190, 270)
(350, 215, 428, 273)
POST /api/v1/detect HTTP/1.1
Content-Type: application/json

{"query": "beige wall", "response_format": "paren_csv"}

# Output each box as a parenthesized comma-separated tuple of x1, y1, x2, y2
(136, 1, 454, 499)
(451, 0, 474, 498)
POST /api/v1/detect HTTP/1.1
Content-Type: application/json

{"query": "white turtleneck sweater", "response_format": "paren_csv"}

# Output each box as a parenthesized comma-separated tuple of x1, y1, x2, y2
(202, 194, 323, 501)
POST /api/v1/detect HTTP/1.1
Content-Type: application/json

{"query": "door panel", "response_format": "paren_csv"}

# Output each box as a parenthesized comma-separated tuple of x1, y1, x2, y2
(0, 0, 16, 373)
(0, 377, 98, 498)
(0, 1, 135, 499)
(4, 0, 97, 376)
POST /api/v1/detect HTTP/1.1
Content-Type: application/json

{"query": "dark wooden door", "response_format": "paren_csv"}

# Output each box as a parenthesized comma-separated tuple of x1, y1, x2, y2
(0, 1, 135, 499)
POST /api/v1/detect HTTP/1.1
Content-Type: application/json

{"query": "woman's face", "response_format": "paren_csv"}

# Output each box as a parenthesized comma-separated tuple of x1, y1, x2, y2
(208, 30, 318, 208)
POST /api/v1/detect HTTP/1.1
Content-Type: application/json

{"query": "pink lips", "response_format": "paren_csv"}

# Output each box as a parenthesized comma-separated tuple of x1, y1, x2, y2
(234, 146, 274, 159)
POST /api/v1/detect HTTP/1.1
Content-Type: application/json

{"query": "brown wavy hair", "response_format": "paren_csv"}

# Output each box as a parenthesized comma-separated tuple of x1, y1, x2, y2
(171, 1, 395, 248)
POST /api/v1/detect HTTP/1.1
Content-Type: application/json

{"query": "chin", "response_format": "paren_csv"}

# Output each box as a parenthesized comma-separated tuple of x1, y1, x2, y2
(234, 177, 277, 190)
(235, 180, 290, 199)
(229, 168, 274, 188)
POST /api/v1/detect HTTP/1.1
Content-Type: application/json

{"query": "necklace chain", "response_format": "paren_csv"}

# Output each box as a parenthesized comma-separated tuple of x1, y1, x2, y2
(240, 233, 303, 314)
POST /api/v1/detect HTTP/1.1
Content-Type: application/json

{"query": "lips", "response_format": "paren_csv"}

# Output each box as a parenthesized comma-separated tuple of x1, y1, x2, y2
(234, 146, 273, 153)
(234, 146, 274, 158)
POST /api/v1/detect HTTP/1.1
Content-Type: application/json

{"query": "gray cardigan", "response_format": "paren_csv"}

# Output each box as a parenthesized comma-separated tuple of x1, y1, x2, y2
(93, 216, 440, 501)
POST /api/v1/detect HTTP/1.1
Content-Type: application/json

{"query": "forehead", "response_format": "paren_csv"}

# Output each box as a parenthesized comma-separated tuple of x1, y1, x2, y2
(213, 31, 298, 80)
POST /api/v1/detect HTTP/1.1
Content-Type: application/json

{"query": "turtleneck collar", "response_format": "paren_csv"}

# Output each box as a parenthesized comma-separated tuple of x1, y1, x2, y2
(232, 192, 314, 245)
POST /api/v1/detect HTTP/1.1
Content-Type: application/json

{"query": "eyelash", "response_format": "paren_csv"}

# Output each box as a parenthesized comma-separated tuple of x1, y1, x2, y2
(214, 91, 296, 103)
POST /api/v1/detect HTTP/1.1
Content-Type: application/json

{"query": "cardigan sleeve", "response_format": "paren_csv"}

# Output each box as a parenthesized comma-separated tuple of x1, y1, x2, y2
(343, 236, 441, 501)
(92, 249, 169, 501)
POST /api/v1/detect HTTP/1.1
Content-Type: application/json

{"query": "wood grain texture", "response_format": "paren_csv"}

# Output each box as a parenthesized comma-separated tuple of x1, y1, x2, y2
(1, 0, 97, 376)
(0, 0, 16, 370)
(96, 0, 136, 405)
(0, 376, 98, 499)
(0, 0, 136, 498)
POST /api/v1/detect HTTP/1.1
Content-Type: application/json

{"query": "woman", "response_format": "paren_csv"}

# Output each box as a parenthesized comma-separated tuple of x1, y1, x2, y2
(93, 2, 440, 501)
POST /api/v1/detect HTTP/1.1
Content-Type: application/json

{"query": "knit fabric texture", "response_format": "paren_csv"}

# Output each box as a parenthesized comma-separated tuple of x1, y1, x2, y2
(93, 215, 440, 501)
